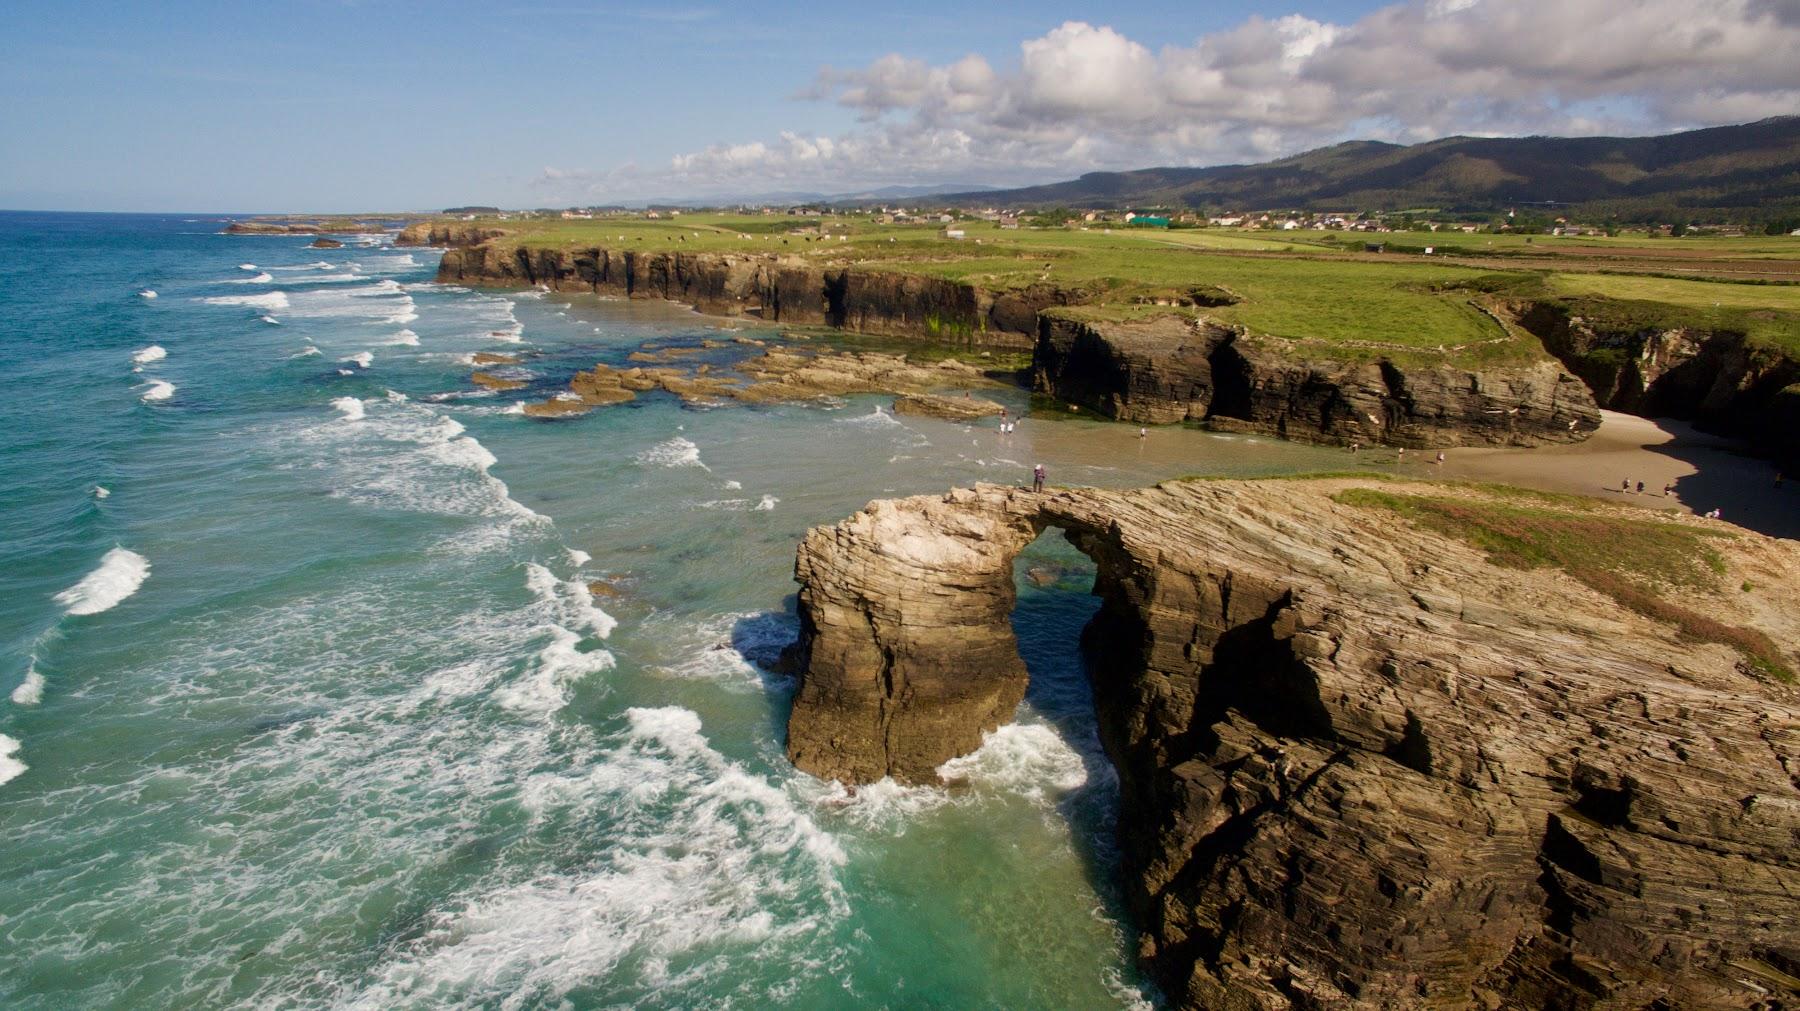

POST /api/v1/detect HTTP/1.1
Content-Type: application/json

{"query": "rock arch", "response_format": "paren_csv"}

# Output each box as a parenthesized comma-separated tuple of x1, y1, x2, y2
(781, 480, 1800, 1010)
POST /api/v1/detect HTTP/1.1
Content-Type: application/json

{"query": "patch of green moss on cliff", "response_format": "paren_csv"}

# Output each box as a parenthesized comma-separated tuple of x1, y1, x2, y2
(1336, 488, 1789, 680)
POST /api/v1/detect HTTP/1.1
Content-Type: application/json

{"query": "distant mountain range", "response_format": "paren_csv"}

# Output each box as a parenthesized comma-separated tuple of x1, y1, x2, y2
(932, 118, 1800, 220)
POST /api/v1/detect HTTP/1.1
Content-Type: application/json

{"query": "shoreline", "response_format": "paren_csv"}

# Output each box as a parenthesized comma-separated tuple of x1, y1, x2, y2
(508, 287, 1794, 538)
(1443, 410, 1796, 539)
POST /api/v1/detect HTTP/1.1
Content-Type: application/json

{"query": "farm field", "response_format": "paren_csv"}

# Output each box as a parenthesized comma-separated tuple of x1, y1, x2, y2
(456, 212, 1800, 363)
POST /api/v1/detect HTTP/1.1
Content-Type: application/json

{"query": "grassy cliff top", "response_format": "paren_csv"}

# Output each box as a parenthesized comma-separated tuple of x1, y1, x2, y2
(439, 212, 1800, 365)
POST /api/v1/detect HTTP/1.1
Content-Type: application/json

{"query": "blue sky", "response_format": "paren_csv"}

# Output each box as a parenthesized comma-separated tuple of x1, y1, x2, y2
(2, 0, 1792, 211)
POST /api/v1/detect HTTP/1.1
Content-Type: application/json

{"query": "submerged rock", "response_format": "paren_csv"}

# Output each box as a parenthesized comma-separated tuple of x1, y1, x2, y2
(783, 478, 1800, 1009)
(308, 238, 344, 249)
(469, 370, 526, 391)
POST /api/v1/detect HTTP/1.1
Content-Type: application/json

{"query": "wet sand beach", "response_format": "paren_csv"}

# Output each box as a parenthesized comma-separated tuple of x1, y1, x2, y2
(1443, 411, 1797, 540)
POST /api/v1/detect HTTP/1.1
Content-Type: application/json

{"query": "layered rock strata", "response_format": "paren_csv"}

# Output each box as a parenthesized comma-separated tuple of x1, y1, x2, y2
(891, 392, 1007, 421)
(519, 347, 998, 416)
(1515, 301, 1800, 472)
(784, 478, 1800, 1008)
(1034, 314, 1602, 447)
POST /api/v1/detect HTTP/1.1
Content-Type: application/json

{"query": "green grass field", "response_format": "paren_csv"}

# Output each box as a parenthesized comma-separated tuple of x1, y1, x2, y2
(450, 212, 1800, 365)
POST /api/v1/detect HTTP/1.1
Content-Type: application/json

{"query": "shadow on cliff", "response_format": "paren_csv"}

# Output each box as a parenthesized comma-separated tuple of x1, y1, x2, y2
(730, 603, 802, 741)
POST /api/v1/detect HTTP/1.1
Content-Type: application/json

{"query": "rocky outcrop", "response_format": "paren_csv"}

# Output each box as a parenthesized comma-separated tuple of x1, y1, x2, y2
(222, 220, 390, 235)
(891, 392, 1007, 421)
(223, 221, 321, 234)
(309, 238, 343, 249)
(1035, 313, 1602, 447)
(1516, 301, 1800, 472)
(784, 479, 1800, 1009)
(395, 222, 508, 247)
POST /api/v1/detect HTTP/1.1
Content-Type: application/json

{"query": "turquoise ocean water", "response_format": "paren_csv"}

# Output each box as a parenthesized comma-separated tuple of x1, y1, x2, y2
(0, 212, 1354, 1009)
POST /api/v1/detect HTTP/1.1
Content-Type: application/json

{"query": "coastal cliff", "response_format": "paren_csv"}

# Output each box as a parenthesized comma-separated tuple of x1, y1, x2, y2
(1035, 314, 1600, 446)
(425, 236, 1043, 349)
(1515, 300, 1800, 472)
(783, 479, 1800, 1008)
(419, 230, 1600, 447)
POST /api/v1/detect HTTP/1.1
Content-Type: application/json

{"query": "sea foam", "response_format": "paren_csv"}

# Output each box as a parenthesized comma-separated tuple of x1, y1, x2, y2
(132, 345, 167, 365)
(54, 547, 150, 616)
(140, 380, 175, 402)
(350, 706, 845, 1006)
(11, 662, 45, 706)
(340, 352, 373, 369)
(204, 292, 289, 311)
(635, 436, 707, 470)
(0, 734, 24, 787)
(332, 397, 366, 421)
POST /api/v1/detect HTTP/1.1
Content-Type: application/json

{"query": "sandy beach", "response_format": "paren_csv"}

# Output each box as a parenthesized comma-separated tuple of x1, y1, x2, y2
(1443, 411, 1796, 539)
(1015, 408, 1796, 541)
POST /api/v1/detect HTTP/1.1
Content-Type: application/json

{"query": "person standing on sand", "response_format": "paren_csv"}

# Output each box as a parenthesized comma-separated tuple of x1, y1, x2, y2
(1436, 451, 1445, 465)
(1622, 479, 1631, 493)
(1032, 464, 1046, 493)
(1139, 427, 1148, 439)
(1636, 480, 1645, 494)
(1663, 483, 1674, 496)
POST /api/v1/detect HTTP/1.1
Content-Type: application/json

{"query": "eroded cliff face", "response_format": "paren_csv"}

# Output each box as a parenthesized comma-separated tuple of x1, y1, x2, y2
(394, 222, 508, 247)
(413, 230, 1603, 447)
(427, 238, 1040, 348)
(784, 479, 1800, 1009)
(1035, 314, 1602, 447)
(1515, 301, 1800, 472)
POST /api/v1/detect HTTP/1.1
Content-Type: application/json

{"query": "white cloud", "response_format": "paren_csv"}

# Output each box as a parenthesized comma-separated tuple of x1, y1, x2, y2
(537, 0, 1800, 200)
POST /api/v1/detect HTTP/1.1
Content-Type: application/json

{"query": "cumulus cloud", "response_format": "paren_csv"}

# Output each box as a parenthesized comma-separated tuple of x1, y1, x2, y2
(538, 0, 1800, 199)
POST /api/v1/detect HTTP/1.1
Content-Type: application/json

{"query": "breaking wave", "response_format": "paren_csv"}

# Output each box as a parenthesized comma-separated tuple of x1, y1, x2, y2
(204, 291, 289, 311)
(635, 436, 707, 470)
(54, 547, 151, 616)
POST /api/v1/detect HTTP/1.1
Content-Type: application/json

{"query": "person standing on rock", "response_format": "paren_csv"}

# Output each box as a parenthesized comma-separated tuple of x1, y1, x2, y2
(1032, 464, 1046, 493)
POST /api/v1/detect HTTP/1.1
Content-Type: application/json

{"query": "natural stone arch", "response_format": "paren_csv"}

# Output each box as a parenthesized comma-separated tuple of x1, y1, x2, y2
(780, 480, 1800, 1010)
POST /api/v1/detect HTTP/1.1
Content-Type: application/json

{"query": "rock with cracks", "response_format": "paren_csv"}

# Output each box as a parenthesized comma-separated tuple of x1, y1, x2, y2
(782, 478, 1800, 1009)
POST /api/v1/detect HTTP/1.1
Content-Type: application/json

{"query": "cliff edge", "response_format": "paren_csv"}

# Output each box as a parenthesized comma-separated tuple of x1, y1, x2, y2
(783, 478, 1800, 1008)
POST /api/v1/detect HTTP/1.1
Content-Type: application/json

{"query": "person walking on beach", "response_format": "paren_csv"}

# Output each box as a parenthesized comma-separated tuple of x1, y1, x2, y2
(1139, 427, 1148, 439)
(1622, 478, 1631, 493)
(1636, 480, 1645, 494)
(1435, 451, 1445, 465)
(1032, 464, 1046, 493)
